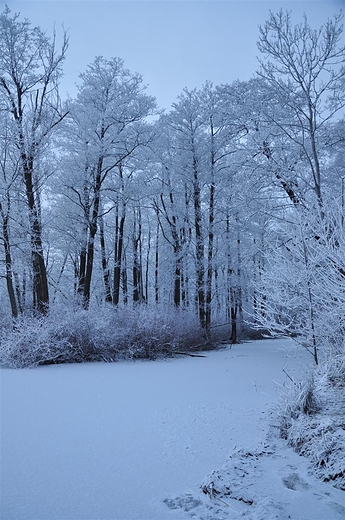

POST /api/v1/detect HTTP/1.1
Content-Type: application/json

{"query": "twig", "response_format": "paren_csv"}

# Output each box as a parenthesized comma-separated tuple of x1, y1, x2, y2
(283, 367, 294, 383)
(213, 495, 230, 507)
(212, 496, 240, 516)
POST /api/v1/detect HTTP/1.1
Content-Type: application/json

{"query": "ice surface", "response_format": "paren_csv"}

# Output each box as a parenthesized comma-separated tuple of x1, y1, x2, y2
(1, 338, 343, 519)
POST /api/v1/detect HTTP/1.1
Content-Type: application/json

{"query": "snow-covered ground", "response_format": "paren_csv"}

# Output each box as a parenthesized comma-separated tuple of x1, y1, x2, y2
(0, 338, 344, 520)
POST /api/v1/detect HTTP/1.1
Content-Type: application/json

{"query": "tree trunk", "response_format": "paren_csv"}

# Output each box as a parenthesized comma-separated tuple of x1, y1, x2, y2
(77, 171, 91, 297)
(236, 221, 244, 336)
(226, 212, 233, 334)
(52, 253, 68, 303)
(132, 207, 144, 303)
(99, 214, 112, 303)
(122, 249, 128, 304)
(192, 151, 205, 329)
(230, 305, 237, 344)
(205, 118, 216, 332)
(83, 157, 103, 308)
(13, 271, 24, 314)
(145, 228, 151, 303)
(23, 157, 49, 314)
(174, 251, 182, 306)
(77, 246, 87, 296)
(113, 205, 126, 305)
(0, 205, 18, 319)
(155, 217, 159, 304)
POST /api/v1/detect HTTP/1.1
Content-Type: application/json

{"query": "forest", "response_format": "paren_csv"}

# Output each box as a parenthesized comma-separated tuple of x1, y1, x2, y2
(0, 6, 344, 367)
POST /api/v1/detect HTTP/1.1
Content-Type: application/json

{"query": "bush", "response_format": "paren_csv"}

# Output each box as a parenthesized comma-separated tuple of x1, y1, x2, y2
(321, 352, 345, 388)
(278, 376, 319, 441)
(277, 348, 345, 490)
(0, 304, 211, 368)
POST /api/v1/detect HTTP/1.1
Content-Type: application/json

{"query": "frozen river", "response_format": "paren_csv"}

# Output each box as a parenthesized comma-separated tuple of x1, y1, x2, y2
(0, 338, 315, 519)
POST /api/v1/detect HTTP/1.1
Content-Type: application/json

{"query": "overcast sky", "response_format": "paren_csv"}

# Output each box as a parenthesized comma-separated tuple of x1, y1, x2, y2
(2, 0, 345, 109)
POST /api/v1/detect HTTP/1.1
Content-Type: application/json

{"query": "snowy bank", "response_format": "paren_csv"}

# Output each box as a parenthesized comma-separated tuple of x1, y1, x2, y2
(279, 351, 345, 491)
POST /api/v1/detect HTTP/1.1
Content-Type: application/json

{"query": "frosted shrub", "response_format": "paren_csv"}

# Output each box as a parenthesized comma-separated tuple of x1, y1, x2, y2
(278, 348, 345, 490)
(0, 304, 208, 368)
(322, 352, 345, 387)
(0, 313, 92, 368)
(279, 376, 319, 441)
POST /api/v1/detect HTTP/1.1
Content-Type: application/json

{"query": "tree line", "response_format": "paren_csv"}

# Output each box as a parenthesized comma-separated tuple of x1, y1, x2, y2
(0, 7, 344, 359)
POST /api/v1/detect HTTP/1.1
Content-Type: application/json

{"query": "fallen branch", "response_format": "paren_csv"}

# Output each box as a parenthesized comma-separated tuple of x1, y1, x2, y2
(175, 351, 207, 358)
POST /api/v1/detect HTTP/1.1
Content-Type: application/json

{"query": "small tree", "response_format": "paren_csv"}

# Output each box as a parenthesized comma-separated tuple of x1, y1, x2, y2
(254, 215, 319, 363)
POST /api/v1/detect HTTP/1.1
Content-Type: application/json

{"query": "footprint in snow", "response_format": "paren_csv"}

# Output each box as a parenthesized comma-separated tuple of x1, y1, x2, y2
(163, 494, 203, 512)
(282, 472, 310, 491)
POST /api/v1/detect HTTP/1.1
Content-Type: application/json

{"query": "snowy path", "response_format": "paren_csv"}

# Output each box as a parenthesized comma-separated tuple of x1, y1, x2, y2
(0, 339, 343, 519)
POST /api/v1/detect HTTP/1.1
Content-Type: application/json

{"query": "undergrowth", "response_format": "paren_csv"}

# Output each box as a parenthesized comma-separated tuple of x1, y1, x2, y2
(278, 349, 345, 490)
(0, 304, 214, 368)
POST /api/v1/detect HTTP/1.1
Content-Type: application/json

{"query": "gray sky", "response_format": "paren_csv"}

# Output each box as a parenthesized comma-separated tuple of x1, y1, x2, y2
(3, 0, 345, 109)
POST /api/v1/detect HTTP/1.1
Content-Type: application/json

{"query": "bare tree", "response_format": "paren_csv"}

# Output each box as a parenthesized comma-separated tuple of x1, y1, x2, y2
(257, 10, 345, 209)
(0, 7, 68, 313)
(65, 57, 156, 308)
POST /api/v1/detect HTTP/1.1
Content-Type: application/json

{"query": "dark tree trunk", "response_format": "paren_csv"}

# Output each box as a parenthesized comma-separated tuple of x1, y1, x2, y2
(77, 250, 86, 296)
(113, 204, 126, 305)
(14, 271, 23, 314)
(77, 245, 87, 296)
(155, 218, 159, 304)
(132, 207, 144, 303)
(145, 228, 151, 303)
(83, 235, 95, 308)
(23, 157, 49, 314)
(174, 252, 182, 307)
(0, 205, 18, 319)
(230, 305, 237, 344)
(205, 115, 216, 333)
(193, 154, 205, 329)
(158, 184, 184, 307)
(205, 183, 215, 331)
(99, 214, 112, 303)
(83, 158, 103, 308)
(122, 251, 128, 304)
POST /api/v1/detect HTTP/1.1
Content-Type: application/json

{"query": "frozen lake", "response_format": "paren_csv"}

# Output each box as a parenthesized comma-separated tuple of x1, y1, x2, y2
(0, 338, 314, 519)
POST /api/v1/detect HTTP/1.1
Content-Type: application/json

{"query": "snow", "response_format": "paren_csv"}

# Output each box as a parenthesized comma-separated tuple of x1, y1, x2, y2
(0, 338, 344, 520)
